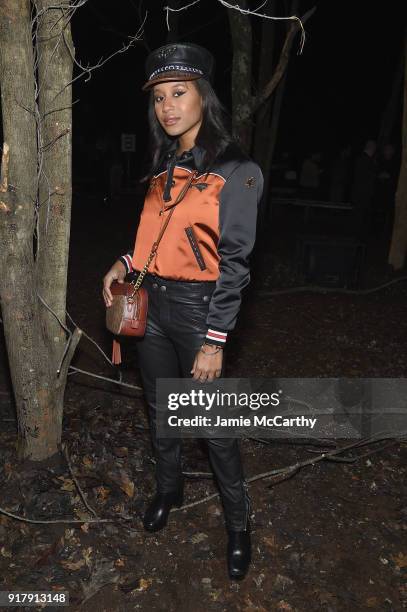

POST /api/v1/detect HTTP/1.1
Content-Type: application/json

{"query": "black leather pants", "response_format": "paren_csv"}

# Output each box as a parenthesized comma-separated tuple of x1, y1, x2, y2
(135, 273, 250, 531)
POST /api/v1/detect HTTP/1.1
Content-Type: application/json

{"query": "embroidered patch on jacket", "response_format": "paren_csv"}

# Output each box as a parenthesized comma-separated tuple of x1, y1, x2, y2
(191, 183, 208, 192)
(245, 177, 256, 188)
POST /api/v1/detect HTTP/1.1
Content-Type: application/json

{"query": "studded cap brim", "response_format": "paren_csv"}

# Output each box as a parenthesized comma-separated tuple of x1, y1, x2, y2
(142, 70, 202, 91)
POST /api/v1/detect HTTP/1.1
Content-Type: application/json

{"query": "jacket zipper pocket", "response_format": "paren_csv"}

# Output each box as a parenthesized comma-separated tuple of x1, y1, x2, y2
(185, 226, 207, 271)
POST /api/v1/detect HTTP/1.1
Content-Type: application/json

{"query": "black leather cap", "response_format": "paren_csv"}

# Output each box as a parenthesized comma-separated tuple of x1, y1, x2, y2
(142, 42, 214, 91)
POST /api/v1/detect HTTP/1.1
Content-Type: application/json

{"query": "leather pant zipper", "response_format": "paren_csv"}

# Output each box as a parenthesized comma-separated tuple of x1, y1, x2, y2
(242, 480, 251, 530)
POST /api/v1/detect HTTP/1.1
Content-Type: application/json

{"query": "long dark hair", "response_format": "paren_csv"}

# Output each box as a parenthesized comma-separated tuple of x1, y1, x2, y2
(144, 78, 243, 179)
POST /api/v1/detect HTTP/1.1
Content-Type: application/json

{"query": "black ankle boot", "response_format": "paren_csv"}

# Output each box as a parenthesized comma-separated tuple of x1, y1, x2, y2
(227, 526, 251, 580)
(143, 489, 184, 532)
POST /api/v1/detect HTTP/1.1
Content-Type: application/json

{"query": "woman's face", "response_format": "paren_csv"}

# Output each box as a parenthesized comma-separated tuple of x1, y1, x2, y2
(153, 80, 203, 145)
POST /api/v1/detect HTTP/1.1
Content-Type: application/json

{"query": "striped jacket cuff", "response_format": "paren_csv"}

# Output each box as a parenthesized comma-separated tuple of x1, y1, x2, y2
(119, 254, 133, 274)
(205, 328, 228, 347)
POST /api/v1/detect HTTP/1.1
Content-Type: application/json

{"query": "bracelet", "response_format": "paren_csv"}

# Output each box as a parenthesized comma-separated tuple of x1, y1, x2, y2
(200, 343, 224, 355)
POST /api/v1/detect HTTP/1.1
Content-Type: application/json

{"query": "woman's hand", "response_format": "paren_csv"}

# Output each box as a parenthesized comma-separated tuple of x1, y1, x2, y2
(103, 260, 127, 307)
(191, 344, 223, 383)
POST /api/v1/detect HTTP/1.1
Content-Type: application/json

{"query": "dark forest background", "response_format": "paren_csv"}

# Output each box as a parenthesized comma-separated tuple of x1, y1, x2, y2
(71, 1, 406, 176)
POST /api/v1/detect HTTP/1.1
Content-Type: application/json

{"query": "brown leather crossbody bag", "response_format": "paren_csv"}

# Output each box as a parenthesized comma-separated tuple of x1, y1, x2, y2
(106, 171, 197, 362)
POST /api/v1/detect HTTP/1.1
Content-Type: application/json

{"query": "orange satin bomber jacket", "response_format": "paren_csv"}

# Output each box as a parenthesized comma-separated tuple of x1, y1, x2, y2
(120, 142, 264, 346)
(132, 164, 223, 281)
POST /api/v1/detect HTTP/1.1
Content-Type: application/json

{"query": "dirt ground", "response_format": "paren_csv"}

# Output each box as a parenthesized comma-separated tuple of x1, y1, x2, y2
(0, 194, 406, 611)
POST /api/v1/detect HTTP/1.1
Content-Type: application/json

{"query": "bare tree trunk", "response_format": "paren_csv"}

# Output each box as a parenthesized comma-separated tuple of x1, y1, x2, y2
(0, 0, 79, 460)
(388, 34, 407, 270)
(377, 31, 405, 152)
(250, 6, 314, 122)
(36, 0, 74, 363)
(0, 0, 47, 458)
(253, 18, 276, 162)
(261, 0, 300, 216)
(227, 0, 253, 151)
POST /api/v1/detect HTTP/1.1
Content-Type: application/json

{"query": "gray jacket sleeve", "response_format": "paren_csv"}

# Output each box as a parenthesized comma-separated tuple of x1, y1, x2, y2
(204, 159, 263, 346)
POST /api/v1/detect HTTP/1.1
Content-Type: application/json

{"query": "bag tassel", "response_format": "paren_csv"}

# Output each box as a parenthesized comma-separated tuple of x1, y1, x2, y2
(112, 338, 122, 365)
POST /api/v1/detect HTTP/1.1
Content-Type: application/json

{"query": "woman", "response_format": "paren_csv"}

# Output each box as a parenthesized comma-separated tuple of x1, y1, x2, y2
(103, 43, 263, 580)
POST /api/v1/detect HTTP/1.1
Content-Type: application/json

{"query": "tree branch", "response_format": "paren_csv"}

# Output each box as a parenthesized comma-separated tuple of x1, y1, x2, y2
(252, 6, 316, 117)
(39, 127, 70, 152)
(66, 309, 123, 368)
(62, 442, 98, 517)
(172, 433, 406, 513)
(68, 366, 143, 393)
(258, 275, 407, 297)
(57, 326, 82, 378)
(37, 292, 71, 335)
(54, 13, 147, 100)
(0, 506, 130, 524)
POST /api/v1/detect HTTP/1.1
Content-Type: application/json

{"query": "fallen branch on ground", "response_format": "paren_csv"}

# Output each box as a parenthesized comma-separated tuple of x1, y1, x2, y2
(1, 433, 404, 524)
(258, 275, 407, 297)
(62, 442, 98, 518)
(172, 432, 407, 512)
(0, 506, 133, 525)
